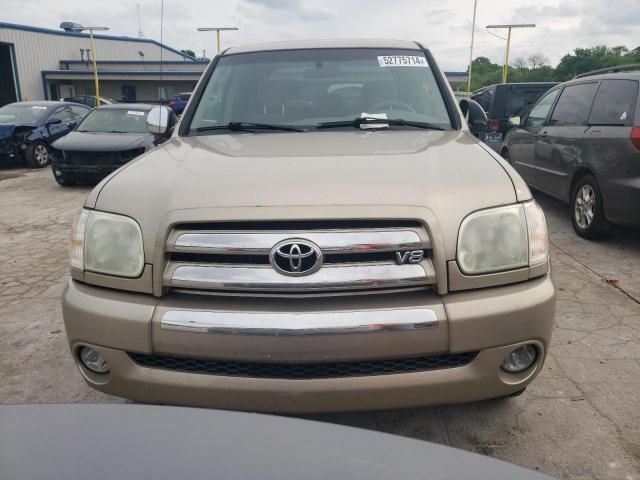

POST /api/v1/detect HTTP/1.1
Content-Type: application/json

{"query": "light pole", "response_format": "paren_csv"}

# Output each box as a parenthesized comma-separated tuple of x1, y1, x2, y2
(486, 24, 535, 83)
(197, 27, 239, 53)
(63, 23, 109, 104)
(466, 0, 478, 94)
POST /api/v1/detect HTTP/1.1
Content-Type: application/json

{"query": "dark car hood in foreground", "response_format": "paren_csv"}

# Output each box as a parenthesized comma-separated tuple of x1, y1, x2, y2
(0, 405, 555, 480)
(53, 131, 152, 152)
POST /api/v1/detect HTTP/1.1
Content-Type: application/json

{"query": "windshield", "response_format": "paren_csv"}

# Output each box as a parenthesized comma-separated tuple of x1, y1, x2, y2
(0, 104, 49, 124)
(77, 109, 149, 133)
(188, 48, 452, 133)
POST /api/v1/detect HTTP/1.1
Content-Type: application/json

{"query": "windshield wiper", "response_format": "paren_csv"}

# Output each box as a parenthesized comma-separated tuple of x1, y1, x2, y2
(196, 122, 304, 133)
(317, 118, 445, 131)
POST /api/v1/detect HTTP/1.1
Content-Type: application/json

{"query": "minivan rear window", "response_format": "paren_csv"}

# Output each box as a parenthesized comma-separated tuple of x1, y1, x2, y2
(588, 79, 638, 126)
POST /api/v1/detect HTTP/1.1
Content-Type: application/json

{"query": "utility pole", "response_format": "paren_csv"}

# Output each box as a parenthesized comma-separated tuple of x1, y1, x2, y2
(466, 0, 478, 94)
(486, 24, 535, 83)
(197, 27, 239, 53)
(137, 3, 144, 38)
(64, 24, 109, 104)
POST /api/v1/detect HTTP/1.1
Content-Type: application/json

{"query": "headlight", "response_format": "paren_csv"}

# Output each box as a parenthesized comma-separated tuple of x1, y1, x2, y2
(69, 209, 144, 278)
(457, 200, 548, 275)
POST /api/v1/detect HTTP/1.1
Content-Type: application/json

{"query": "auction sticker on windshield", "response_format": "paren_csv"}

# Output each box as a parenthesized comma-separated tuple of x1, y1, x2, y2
(127, 111, 145, 116)
(377, 56, 428, 67)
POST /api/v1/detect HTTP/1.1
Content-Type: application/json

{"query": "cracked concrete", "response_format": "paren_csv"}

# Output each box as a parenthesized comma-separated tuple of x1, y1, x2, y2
(1, 169, 639, 479)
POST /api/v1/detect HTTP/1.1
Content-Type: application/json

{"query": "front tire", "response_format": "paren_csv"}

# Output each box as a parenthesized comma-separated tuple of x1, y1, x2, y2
(571, 175, 610, 239)
(25, 142, 50, 168)
(54, 174, 76, 187)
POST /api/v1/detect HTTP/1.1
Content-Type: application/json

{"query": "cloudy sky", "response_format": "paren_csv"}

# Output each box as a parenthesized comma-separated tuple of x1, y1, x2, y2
(2, 0, 639, 70)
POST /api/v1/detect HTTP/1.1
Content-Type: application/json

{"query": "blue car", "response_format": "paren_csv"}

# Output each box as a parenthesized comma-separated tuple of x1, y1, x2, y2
(168, 92, 191, 115)
(0, 101, 91, 168)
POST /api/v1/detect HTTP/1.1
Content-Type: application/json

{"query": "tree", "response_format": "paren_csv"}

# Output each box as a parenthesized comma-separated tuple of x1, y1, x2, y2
(181, 49, 196, 58)
(511, 57, 528, 69)
(528, 53, 549, 69)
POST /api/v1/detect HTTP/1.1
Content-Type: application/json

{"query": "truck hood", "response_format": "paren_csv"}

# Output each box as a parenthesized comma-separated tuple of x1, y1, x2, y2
(53, 131, 151, 152)
(91, 130, 528, 260)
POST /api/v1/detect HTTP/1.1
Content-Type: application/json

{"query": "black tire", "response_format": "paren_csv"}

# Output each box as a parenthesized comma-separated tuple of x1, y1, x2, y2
(25, 142, 50, 168)
(570, 174, 611, 239)
(54, 174, 76, 187)
(500, 148, 511, 163)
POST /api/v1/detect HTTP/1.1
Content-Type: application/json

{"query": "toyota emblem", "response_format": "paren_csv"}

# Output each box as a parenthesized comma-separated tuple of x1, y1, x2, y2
(269, 239, 323, 277)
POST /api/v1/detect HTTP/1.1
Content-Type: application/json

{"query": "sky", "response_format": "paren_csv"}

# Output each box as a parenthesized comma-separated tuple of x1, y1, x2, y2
(1, 0, 639, 71)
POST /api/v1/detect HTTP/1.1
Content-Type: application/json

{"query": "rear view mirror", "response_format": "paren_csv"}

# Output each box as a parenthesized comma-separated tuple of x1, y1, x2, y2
(147, 106, 171, 135)
(509, 116, 521, 127)
(45, 118, 62, 126)
(459, 99, 487, 137)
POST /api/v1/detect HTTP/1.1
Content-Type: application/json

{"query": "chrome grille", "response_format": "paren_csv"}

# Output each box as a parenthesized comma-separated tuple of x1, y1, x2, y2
(164, 221, 435, 294)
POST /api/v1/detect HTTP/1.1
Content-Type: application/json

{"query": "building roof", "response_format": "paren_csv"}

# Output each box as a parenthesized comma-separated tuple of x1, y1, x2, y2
(225, 39, 422, 55)
(0, 21, 197, 61)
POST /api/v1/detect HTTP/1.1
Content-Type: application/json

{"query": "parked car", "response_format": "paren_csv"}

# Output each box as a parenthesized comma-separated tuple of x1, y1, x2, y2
(0, 101, 91, 168)
(502, 66, 640, 238)
(62, 95, 117, 107)
(51, 103, 176, 186)
(168, 92, 191, 114)
(471, 82, 559, 151)
(62, 40, 555, 412)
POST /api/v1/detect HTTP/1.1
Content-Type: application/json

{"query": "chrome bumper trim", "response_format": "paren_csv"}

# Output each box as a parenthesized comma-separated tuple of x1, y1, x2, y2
(160, 308, 438, 335)
(169, 229, 425, 254)
(167, 262, 435, 292)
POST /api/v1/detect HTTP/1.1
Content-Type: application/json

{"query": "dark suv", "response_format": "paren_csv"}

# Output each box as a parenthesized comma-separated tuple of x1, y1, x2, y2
(471, 82, 558, 151)
(502, 66, 640, 238)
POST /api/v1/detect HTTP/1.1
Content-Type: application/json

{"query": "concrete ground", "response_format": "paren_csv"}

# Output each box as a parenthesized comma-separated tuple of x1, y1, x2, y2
(0, 168, 639, 480)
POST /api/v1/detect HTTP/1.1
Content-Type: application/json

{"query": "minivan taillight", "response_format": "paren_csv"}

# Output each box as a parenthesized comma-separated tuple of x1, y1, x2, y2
(631, 127, 640, 150)
(489, 119, 500, 132)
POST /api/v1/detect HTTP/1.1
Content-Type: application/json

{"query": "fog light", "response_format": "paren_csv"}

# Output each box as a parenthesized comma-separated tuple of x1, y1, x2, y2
(79, 347, 110, 374)
(501, 345, 537, 373)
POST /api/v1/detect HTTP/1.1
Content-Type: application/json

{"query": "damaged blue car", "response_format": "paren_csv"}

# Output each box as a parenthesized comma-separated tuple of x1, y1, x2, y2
(0, 101, 91, 168)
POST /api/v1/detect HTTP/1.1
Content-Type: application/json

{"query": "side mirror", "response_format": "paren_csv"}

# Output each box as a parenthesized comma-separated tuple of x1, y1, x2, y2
(147, 106, 171, 135)
(459, 99, 487, 137)
(45, 118, 62, 126)
(509, 116, 521, 127)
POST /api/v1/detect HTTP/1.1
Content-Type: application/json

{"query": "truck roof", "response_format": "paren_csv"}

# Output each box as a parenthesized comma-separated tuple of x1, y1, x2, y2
(224, 39, 422, 55)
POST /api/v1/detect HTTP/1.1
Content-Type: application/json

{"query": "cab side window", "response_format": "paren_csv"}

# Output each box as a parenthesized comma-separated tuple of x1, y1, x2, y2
(588, 79, 638, 126)
(525, 88, 560, 127)
(548, 82, 598, 126)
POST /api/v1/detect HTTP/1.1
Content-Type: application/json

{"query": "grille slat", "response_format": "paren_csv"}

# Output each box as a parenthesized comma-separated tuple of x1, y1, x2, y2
(128, 352, 477, 379)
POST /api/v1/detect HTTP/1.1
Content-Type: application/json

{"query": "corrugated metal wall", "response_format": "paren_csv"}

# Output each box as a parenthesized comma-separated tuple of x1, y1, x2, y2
(0, 26, 190, 101)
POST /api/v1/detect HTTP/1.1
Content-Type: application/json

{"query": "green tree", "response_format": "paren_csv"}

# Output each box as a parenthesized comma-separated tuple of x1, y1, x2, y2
(181, 49, 196, 58)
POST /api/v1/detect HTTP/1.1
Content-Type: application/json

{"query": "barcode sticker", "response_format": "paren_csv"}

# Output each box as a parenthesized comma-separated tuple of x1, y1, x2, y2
(377, 56, 429, 67)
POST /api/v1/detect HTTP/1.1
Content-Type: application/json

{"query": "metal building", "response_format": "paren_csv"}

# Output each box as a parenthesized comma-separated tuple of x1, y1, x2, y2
(0, 22, 208, 107)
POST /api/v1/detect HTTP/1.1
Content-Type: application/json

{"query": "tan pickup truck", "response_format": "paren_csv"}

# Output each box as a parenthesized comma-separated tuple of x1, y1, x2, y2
(62, 39, 555, 412)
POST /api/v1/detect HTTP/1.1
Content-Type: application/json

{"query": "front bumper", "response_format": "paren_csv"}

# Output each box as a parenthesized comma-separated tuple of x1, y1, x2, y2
(62, 275, 556, 413)
(51, 162, 120, 179)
